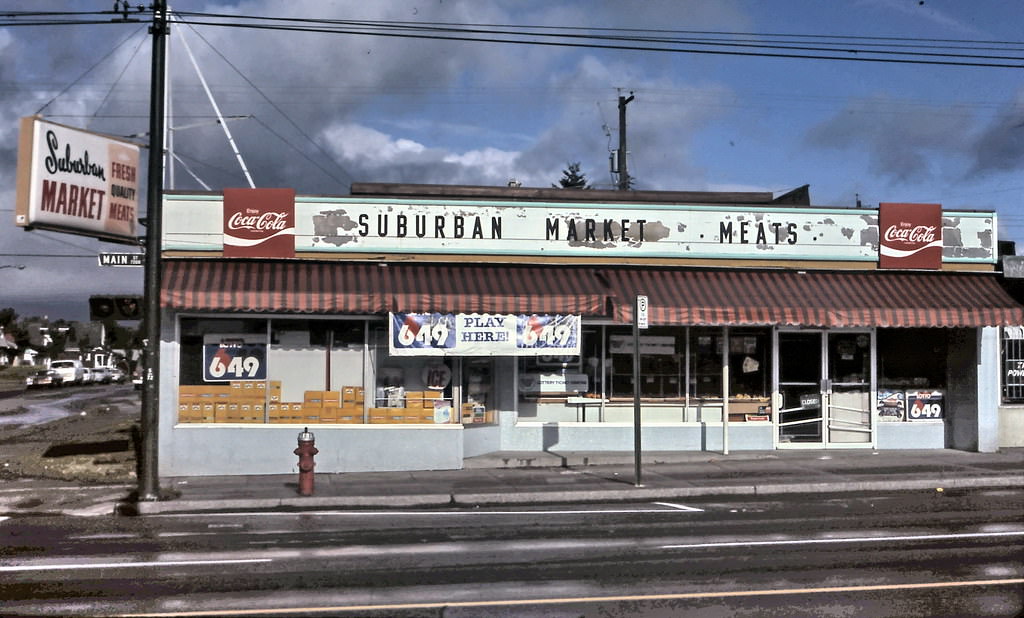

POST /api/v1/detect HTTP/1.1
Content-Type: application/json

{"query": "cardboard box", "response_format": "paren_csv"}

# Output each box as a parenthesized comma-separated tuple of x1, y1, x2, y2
(319, 407, 339, 423)
(423, 390, 442, 399)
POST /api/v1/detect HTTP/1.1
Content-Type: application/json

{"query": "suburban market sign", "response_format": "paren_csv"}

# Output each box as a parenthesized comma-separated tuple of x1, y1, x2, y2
(163, 195, 996, 266)
(15, 116, 140, 244)
(389, 313, 581, 356)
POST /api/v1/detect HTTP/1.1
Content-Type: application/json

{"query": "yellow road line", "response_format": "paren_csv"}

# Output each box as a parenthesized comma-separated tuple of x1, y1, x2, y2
(120, 577, 1024, 617)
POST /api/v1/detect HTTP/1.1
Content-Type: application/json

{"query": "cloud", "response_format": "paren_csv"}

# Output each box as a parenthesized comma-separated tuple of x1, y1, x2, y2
(805, 95, 973, 183)
(967, 92, 1024, 177)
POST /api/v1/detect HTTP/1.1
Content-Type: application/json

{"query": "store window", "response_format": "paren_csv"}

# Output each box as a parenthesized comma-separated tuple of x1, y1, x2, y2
(877, 329, 946, 390)
(1002, 326, 1024, 402)
(176, 317, 369, 425)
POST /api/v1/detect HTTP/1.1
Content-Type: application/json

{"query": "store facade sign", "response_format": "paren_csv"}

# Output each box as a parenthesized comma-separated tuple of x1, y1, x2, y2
(15, 116, 140, 244)
(223, 188, 295, 258)
(518, 372, 589, 394)
(878, 202, 943, 269)
(389, 313, 581, 356)
(203, 334, 267, 381)
(609, 334, 676, 355)
(163, 194, 997, 266)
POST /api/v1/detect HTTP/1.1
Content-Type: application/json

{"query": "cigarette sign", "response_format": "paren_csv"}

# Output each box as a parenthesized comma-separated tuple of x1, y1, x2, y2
(15, 116, 140, 244)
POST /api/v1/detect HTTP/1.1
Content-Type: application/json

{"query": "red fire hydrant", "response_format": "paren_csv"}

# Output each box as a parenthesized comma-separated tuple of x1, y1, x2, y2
(294, 427, 318, 496)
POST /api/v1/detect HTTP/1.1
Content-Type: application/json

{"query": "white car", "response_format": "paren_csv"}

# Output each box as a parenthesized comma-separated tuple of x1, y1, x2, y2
(49, 360, 85, 385)
(80, 367, 94, 384)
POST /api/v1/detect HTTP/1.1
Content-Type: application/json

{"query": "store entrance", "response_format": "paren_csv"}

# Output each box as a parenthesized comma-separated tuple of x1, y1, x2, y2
(775, 330, 874, 448)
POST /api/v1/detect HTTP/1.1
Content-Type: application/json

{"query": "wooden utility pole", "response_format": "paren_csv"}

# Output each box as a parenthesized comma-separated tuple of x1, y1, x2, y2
(139, 0, 168, 502)
(617, 92, 634, 191)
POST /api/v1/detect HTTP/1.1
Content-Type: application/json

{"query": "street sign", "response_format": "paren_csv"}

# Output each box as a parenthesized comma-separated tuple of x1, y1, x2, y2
(98, 252, 144, 267)
(636, 295, 649, 329)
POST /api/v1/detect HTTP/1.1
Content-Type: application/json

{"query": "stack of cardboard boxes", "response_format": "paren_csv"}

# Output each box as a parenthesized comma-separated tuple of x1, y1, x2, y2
(369, 390, 450, 424)
(177, 381, 281, 423)
(287, 386, 365, 424)
(178, 382, 487, 425)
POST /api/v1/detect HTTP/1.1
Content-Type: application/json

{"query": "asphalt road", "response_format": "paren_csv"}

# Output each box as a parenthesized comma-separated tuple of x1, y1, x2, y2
(2, 488, 1022, 617)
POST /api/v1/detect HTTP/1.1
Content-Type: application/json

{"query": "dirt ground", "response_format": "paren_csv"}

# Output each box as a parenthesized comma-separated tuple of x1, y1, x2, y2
(0, 385, 140, 484)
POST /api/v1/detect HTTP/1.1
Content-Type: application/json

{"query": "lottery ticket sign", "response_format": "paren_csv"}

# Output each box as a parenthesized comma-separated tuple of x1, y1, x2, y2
(390, 313, 580, 356)
(906, 390, 944, 421)
(203, 334, 267, 381)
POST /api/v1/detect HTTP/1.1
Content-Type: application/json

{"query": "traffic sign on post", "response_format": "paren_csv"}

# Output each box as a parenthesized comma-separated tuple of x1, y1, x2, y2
(636, 295, 649, 330)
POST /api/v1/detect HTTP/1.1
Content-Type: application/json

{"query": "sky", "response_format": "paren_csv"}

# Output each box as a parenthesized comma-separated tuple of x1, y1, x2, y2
(1, 0, 1022, 321)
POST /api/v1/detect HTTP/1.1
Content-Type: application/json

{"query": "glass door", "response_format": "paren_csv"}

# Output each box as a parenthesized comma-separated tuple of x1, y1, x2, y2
(776, 331, 825, 445)
(775, 329, 875, 448)
(826, 331, 874, 444)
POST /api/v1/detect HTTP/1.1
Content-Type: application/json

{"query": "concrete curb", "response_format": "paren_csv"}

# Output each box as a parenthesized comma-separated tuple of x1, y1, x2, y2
(131, 474, 1024, 515)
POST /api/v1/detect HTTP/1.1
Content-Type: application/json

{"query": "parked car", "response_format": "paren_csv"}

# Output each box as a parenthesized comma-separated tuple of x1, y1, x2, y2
(26, 368, 63, 388)
(132, 365, 144, 390)
(91, 367, 112, 384)
(110, 367, 127, 384)
(80, 367, 94, 384)
(49, 359, 85, 385)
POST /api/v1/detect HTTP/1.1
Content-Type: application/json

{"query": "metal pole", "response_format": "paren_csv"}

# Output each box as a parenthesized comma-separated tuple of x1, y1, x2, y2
(632, 296, 642, 487)
(139, 0, 168, 502)
(617, 92, 634, 191)
(723, 326, 730, 455)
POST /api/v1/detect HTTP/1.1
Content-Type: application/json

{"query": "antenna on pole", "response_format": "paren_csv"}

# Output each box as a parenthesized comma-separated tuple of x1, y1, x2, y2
(617, 91, 634, 191)
(171, 13, 256, 188)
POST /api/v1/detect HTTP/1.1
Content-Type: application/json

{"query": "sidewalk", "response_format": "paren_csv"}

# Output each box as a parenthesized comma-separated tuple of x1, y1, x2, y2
(132, 447, 1024, 515)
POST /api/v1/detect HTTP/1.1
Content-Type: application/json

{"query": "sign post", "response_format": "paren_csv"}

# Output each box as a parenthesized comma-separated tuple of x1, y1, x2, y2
(633, 295, 648, 487)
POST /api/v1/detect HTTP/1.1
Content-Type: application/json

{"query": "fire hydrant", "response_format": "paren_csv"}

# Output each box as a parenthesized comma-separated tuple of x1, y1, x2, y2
(294, 427, 318, 496)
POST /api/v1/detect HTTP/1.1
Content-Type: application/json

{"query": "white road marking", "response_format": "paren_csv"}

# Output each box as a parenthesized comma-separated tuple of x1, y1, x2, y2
(154, 505, 703, 518)
(653, 501, 704, 512)
(0, 516, 9, 523)
(661, 530, 1024, 550)
(0, 558, 272, 573)
(69, 533, 139, 540)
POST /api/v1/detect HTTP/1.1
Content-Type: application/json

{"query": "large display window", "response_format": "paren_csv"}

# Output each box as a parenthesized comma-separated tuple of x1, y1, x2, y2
(516, 324, 772, 422)
(176, 316, 371, 425)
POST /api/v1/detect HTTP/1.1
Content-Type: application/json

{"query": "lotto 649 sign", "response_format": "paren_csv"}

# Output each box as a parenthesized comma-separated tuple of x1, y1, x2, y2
(906, 390, 944, 421)
(203, 334, 267, 381)
(391, 313, 456, 353)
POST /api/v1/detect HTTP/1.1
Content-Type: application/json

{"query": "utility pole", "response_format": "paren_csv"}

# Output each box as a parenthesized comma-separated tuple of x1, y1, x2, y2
(139, 0, 168, 502)
(617, 92, 634, 191)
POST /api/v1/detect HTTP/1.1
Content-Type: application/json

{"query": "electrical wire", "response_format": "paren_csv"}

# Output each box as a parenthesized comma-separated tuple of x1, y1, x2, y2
(34, 24, 148, 115)
(173, 14, 355, 187)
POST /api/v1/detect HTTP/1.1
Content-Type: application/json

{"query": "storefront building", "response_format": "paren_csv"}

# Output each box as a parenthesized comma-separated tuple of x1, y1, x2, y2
(157, 184, 1024, 476)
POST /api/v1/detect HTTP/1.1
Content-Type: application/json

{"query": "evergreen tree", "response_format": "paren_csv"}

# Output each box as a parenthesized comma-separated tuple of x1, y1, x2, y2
(553, 162, 590, 189)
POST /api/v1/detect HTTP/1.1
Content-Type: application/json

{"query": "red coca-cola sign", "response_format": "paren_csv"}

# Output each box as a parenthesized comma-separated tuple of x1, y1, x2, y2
(223, 188, 295, 258)
(878, 202, 942, 269)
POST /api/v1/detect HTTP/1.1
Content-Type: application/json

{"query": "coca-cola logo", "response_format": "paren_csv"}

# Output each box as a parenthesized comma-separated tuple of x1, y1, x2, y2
(878, 202, 942, 270)
(227, 210, 289, 233)
(222, 188, 295, 258)
(883, 224, 937, 245)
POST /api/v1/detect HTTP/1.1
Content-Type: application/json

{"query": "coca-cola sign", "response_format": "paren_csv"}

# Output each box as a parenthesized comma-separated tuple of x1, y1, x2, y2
(879, 202, 942, 269)
(223, 188, 295, 258)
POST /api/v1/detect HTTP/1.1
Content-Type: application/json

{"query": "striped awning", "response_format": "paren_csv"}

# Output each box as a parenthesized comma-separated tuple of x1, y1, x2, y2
(161, 260, 610, 315)
(605, 268, 1024, 328)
